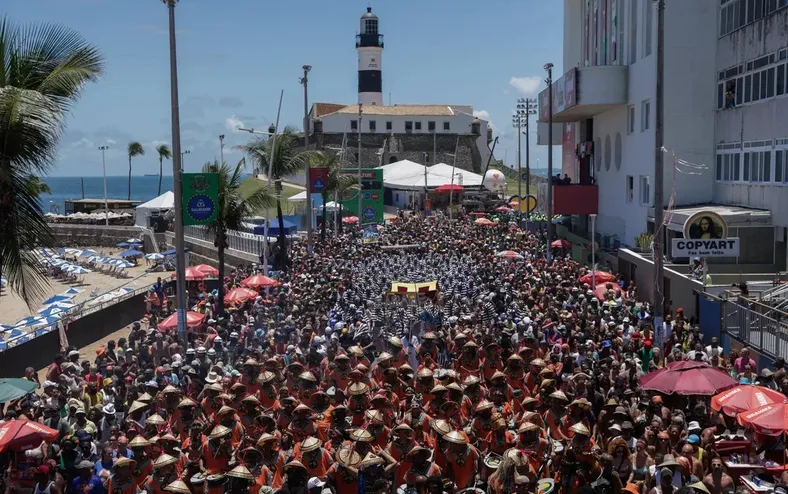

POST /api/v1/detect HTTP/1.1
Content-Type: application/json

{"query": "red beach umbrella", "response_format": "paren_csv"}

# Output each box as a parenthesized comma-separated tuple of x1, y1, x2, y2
(157, 311, 206, 331)
(474, 218, 495, 226)
(171, 267, 206, 281)
(737, 402, 788, 435)
(224, 287, 258, 305)
(434, 184, 464, 193)
(194, 264, 219, 276)
(0, 420, 59, 452)
(594, 283, 627, 301)
(578, 271, 617, 286)
(551, 239, 571, 248)
(639, 362, 737, 395)
(240, 274, 280, 289)
(712, 385, 786, 417)
(342, 216, 359, 224)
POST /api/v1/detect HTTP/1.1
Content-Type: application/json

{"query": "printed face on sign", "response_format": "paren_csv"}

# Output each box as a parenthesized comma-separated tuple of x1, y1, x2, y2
(685, 211, 727, 240)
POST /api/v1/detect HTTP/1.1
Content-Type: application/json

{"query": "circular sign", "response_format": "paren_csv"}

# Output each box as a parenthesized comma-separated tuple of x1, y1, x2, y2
(362, 207, 376, 221)
(364, 192, 371, 200)
(187, 195, 216, 221)
(312, 178, 325, 192)
(371, 192, 379, 200)
(683, 210, 728, 239)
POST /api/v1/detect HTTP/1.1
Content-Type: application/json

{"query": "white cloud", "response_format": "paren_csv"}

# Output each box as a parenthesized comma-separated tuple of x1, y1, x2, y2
(225, 115, 245, 132)
(71, 138, 96, 149)
(509, 76, 542, 96)
(105, 139, 116, 146)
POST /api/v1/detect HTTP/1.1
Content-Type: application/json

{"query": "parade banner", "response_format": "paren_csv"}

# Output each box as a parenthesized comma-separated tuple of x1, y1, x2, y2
(182, 173, 219, 226)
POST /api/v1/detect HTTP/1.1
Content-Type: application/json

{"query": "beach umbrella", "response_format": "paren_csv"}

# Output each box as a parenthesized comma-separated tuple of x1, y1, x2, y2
(47, 301, 77, 310)
(737, 402, 788, 435)
(551, 239, 571, 248)
(145, 253, 164, 261)
(494, 206, 512, 213)
(115, 242, 130, 248)
(114, 260, 134, 269)
(496, 250, 523, 260)
(61, 288, 84, 296)
(434, 184, 464, 193)
(342, 216, 359, 224)
(0, 420, 60, 452)
(578, 271, 617, 286)
(172, 267, 206, 281)
(594, 283, 626, 301)
(33, 315, 62, 326)
(157, 311, 206, 331)
(42, 294, 72, 305)
(64, 266, 90, 275)
(120, 249, 144, 258)
(37, 307, 65, 317)
(77, 249, 97, 257)
(63, 248, 82, 256)
(712, 385, 787, 417)
(474, 218, 495, 226)
(194, 264, 219, 276)
(224, 287, 258, 305)
(0, 324, 11, 332)
(640, 361, 737, 395)
(13, 316, 42, 328)
(126, 238, 143, 244)
(0, 379, 38, 403)
(241, 274, 280, 289)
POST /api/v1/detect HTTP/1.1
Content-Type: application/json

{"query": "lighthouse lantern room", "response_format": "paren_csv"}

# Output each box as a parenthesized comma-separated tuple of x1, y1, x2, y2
(356, 7, 384, 106)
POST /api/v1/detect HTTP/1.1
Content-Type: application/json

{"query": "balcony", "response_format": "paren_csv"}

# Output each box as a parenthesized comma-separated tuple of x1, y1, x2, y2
(356, 34, 384, 48)
(538, 66, 628, 123)
(553, 184, 599, 215)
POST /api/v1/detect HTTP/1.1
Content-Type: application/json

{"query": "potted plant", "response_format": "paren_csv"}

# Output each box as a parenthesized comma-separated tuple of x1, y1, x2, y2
(635, 231, 654, 253)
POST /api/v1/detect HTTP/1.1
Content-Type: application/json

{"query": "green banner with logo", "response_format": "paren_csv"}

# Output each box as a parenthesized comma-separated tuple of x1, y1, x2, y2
(182, 173, 219, 226)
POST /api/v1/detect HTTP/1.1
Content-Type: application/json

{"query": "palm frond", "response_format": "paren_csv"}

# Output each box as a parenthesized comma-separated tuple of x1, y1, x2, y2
(157, 144, 172, 159)
(128, 141, 144, 157)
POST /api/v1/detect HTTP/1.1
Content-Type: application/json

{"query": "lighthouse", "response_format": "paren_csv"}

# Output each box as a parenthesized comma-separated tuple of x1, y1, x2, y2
(356, 7, 384, 106)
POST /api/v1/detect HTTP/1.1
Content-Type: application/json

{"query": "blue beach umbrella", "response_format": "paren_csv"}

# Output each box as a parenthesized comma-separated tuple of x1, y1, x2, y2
(43, 294, 72, 305)
(14, 316, 42, 327)
(120, 249, 144, 258)
(37, 307, 65, 317)
(61, 288, 84, 296)
(126, 238, 143, 244)
(145, 253, 164, 261)
(116, 242, 130, 248)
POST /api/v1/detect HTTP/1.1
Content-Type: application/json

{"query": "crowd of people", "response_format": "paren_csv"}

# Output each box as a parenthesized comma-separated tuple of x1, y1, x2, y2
(2, 213, 786, 494)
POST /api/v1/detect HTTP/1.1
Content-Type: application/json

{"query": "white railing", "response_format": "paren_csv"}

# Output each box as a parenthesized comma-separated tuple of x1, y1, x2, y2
(183, 225, 266, 256)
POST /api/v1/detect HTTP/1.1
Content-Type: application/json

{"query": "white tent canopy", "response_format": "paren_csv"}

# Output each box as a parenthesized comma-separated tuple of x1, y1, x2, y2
(377, 160, 483, 190)
(288, 191, 307, 202)
(135, 191, 175, 226)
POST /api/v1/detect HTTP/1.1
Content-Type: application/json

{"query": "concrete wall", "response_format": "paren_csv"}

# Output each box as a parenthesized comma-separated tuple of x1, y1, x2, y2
(0, 291, 147, 377)
(48, 224, 156, 250)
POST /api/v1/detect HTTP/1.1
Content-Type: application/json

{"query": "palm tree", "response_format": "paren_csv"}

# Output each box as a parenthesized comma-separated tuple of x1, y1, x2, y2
(0, 16, 104, 306)
(202, 159, 274, 315)
(334, 177, 359, 235)
(236, 127, 314, 269)
(310, 151, 356, 242)
(127, 141, 144, 200)
(156, 144, 172, 195)
(25, 176, 52, 196)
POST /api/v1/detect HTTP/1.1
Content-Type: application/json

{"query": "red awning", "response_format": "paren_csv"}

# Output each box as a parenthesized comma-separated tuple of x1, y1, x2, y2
(434, 184, 464, 193)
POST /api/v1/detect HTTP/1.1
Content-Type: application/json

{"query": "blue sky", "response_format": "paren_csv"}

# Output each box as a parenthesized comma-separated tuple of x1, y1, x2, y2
(5, 0, 563, 177)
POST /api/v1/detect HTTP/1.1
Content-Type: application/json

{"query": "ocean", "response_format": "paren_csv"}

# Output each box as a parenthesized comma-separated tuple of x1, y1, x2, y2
(42, 176, 174, 213)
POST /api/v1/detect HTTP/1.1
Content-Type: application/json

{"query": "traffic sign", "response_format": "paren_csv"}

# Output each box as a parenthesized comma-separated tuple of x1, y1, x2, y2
(521, 172, 529, 180)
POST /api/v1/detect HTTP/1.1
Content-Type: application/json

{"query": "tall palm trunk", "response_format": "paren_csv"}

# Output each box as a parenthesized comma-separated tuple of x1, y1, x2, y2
(128, 156, 132, 200)
(216, 226, 226, 316)
(338, 203, 344, 234)
(321, 191, 327, 242)
(275, 181, 287, 270)
(158, 157, 163, 195)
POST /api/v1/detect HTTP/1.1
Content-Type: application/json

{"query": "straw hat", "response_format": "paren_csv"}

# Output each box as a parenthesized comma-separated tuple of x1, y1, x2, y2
(162, 385, 179, 395)
(337, 449, 362, 467)
(688, 482, 711, 494)
(348, 382, 369, 396)
(137, 392, 153, 403)
(360, 452, 385, 467)
(230, 382, 247, 393)
(377, 352, 393, 362)
(350, 428, 375, 443)
(387, 336, 403, 348)
(334, 353, 350, 362)
(570, 398, 591, 409)
(431, 419, 452, 436)
(431, 384, 448, 394)
(365, 409, 384, 424)
(463, 375, 481, 386)
(517, 422, 540, 433)
(444, 430, 468, 445)
(475, 400, 494, 412)
(392, 423, 414, 434)
(406, 445, 431, 459)
(203, 383, 223, 393)
(530, 358, 546, 367)
(259, 371, 276, 384)
(293, 404, 313, 415)
(216, 405, 236, 417)
(299, 371, 318, 383)
(177, 397, 198, 408)
(164, 480, 192, 494)
(128, 401, 147, 415)
(521, 397, 538, 407)
(208, 425, 231, 440)
(154, 454, 178, 469)
(243, 358, 259, 367)
(569, 422, 591, 436)
(416, 368, 434, 378)
(112, 458, 136, 469)
(227, 464, 254, 481)
(491, 371, 506, 381)
(257, 433, 277, 447)
(399, 364, 413, 374)
(159, 433, 178, 443)
(146, 414, 165, 426)
(284, 460, 307, 472)
(216, 393, 233, 402)
(241, 394, 260, 405)
(129, 436, 150, 448)
(301, 436, 322, 453)
(348, 346, 365, 357)
(422, 332, 437, 340)
(549, 390, 569, 402)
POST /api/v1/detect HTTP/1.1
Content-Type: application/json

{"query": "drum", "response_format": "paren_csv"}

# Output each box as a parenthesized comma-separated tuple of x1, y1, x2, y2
(552, 440, 564, 454)
(536, 478, 555, 494)
(189, 473, 206, 494)
(484, 452, 503, 470)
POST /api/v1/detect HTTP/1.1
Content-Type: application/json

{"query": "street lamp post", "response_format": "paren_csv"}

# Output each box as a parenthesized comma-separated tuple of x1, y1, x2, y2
(299, 65, 313, 255)
(98, 145, 109, 226)
(219, 134, 225, 164)
(357, 104, 363, 222)
(653, 0, 666, 349)
(163, 0, 188, 343)
(181, 150, 190, 169)
(545, 62, 555, 261)
(590, 213, 597, 289)
(516, 98, 537, 202)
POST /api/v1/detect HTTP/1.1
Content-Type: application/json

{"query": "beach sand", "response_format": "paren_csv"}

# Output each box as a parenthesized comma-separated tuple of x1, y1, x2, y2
(0, 246, 163, 327)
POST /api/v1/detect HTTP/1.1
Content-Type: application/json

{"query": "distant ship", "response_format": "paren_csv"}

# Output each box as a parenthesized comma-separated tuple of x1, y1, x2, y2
(144, 174, 159, 177)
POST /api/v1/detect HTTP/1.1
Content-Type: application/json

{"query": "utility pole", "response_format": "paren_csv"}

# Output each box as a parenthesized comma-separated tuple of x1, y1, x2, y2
(357, 104, 363, 222)
(163, 0, 187, 343)
(219, 134, 225, 164)
(423, 152, 428, 213)
(512, 112, 523, 223)
(514, 98, 537, 226)
(181, 150, 190, 169)
(545, 63, 555, 261)
(98, 145, 109, 226)
(653, 0, 666, 348)
(300, 65, 313, 255)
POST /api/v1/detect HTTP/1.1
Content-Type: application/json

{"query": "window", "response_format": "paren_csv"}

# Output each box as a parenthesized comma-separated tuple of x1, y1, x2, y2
(639, 175, 651, 205)
(627, 105, 635, 134)
(629, 0, 638, 64)
(716, 152, 741, 181)
(743, 141, 774, 183)
(350, 120, 358, 130)
(767, 67, 776, 97)
(415, 121, 422, 131)
(777, 64, 786, 96)
(386, 121, 392, 131)
(626, 175, 634, 203)
(644, 0, 653, 57)
(444, 121, 450, 131)
(641, 100, 651, 131)
(405, 121, 413, 132)
(428, 121, 436, 131)
(775, 149, 786, 183)
(369, 120, 376, 132)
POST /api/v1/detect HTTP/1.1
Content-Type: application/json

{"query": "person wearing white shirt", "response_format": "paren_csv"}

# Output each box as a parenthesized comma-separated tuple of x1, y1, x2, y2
(705, 337, 724, 359)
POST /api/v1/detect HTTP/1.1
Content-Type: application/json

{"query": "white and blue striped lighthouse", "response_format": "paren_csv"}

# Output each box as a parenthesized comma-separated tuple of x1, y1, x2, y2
(356, 7, 384, 106)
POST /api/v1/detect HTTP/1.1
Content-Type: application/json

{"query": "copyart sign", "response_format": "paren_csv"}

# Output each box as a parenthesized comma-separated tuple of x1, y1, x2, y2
(671, 238, 740, 258)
